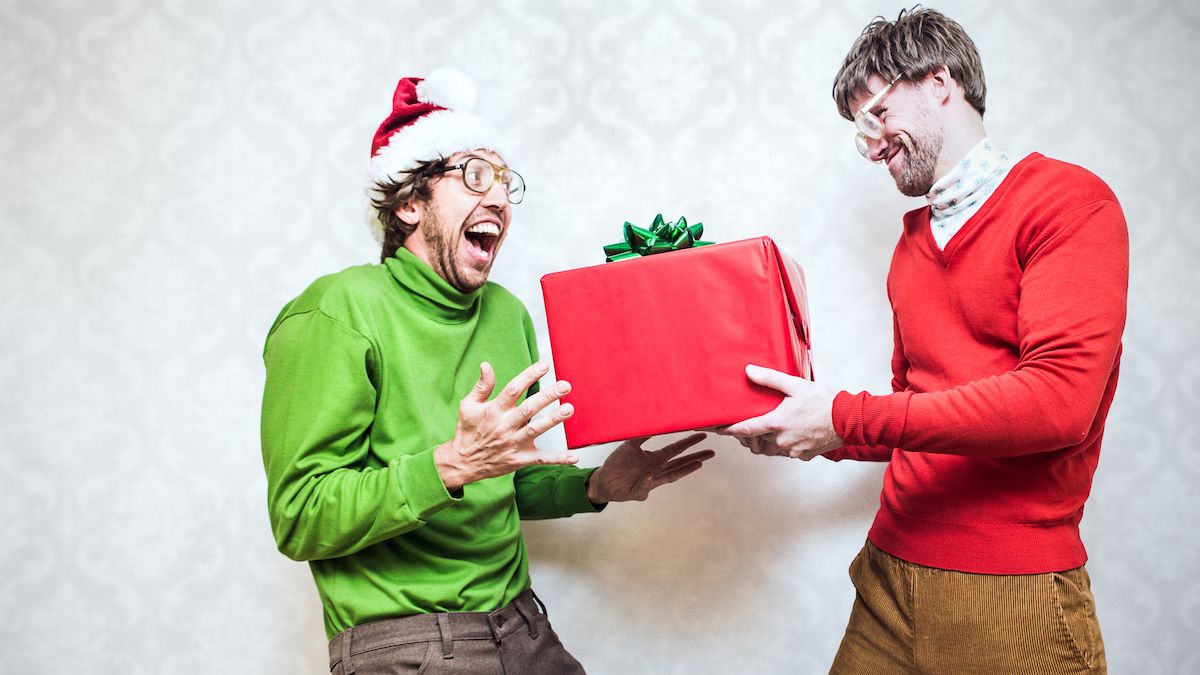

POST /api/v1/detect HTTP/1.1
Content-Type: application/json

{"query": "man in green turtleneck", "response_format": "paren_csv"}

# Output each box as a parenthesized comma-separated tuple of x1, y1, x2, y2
(260, 71, 714, 675)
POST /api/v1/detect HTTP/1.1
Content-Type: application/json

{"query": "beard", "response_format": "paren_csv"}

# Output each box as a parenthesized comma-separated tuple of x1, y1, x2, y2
(891, 118, 943, 198)
(421, 208, 492, 293)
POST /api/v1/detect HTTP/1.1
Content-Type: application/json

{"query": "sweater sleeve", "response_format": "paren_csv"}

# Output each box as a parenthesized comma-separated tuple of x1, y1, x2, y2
(511, 309, 606, 518)
(261, 310, 458, 561)
(824, 312, 908, 463)
(833, 199, 1128, 458)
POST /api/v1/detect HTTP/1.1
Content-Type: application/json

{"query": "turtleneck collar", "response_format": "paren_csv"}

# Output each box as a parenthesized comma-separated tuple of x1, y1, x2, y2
(925, 137, 1012, 249)
(385, 247, 481, 323)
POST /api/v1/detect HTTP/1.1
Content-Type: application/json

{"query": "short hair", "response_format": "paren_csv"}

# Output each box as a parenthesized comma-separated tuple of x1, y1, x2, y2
(369, 156, 451, 263)
(832, 6, 986, 120)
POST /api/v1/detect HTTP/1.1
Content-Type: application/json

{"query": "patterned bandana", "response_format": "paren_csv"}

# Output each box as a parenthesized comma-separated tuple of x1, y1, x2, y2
(926, 138, 1013, 250)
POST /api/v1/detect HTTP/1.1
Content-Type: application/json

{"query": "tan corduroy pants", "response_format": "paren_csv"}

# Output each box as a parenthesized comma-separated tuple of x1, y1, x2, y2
(830, 541, 1106, 674)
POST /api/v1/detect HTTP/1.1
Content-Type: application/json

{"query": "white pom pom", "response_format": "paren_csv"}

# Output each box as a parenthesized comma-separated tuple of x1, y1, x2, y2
(417, 67, 478, 111)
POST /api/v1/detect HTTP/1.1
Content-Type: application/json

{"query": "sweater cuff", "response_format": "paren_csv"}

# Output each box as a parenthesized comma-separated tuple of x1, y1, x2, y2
(833, 389, 913, 449)
(564, 467, 607, 515)
(394, 446, 461, 522)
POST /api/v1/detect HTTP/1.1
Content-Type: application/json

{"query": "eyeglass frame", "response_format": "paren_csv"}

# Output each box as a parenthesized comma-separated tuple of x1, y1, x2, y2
(426, 156, 526, 204)
(854, 75, 902, 161)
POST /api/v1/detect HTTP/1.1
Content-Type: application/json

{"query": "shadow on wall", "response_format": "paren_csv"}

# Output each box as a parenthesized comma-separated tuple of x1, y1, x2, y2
(521, 432, 884, 622)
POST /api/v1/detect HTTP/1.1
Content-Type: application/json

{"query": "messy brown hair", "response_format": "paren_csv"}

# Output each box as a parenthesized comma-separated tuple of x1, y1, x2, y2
(832, 6, 986, 120)
(369, 156, 451, 262)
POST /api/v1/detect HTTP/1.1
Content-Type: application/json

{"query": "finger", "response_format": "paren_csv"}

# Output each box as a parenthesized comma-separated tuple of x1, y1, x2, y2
(463, 362, 497, 404)
(749, 436, 766, 455)
(495, 362, 550, 408)
(514, 379, 571, 421)
(648, 459, 707, 488)
(745, 364, 799, 396)
(521, 450, 580, 467)
(660, 450, 716, 471)
(657, 433, 707, 460)
(724, 413, 774, 437)
(521, 402, 575, 439)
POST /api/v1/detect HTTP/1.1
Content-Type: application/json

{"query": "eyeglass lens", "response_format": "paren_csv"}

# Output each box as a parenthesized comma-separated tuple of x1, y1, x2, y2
(462, 158, 524, 204)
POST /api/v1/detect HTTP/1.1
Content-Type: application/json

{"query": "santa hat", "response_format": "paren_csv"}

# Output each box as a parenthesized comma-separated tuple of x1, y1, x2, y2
(365, 68, 509, 243)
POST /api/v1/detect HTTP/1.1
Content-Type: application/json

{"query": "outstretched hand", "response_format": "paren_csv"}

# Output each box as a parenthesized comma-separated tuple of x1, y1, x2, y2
(436, 361, 579, 491)
(586, 433, 715, 504)
(718, 364, 843, 461)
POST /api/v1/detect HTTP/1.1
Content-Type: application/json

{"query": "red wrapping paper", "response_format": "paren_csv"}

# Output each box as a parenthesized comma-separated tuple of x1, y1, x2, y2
(540, 236, 813, 448)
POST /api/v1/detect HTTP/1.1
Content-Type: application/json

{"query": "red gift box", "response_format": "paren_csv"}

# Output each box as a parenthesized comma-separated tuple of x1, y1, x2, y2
(540, 236, 813, 449)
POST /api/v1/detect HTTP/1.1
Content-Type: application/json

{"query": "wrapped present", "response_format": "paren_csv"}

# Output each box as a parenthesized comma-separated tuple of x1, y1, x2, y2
(540, 217, 813, 449)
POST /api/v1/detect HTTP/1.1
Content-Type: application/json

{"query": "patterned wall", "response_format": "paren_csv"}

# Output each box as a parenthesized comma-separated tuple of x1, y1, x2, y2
(2, 0, 1197, 673)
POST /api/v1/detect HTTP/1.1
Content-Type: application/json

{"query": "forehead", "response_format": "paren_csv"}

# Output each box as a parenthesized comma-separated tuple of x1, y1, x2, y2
(447, 148, 506, 166)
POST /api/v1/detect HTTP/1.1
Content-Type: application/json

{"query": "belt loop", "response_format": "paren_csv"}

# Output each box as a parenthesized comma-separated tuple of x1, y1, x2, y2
(530, 588, 548, 617)
(341, 627, 356, 675)
(436, 613, 454, 659)
(486, 609, 504, 644)
(514, 596, 539, 640)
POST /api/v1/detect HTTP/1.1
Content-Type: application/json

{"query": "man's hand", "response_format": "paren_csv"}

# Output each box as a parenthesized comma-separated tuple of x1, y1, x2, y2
(718, 364, 843, 461)
(435, 361, 578, 491)
(586, 434, 715, 504)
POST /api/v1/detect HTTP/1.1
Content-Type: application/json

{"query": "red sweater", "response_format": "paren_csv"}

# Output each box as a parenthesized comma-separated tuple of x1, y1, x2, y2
(827, 153, 1128, 574)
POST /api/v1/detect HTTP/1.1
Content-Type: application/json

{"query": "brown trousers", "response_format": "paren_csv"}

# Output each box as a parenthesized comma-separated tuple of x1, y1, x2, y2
(328, 589, 585, 675)
(830, 541, 1106, 674)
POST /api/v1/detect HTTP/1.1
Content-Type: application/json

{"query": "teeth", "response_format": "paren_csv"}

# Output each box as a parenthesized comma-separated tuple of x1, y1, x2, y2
(466, 223, 500, 236)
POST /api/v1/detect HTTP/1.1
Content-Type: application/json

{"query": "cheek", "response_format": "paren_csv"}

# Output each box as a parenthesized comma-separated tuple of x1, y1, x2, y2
(436, 197, 476, 231)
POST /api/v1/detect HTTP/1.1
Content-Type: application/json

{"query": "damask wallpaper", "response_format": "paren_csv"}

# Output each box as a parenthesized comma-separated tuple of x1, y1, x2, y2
(1, 0, 1196, 673)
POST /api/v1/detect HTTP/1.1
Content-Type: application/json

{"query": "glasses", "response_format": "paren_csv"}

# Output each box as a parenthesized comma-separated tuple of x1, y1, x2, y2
(854, 76, 901, 161)
(429, 157, 526, 204)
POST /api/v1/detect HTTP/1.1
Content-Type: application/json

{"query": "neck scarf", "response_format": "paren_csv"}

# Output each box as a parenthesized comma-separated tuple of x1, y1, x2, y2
(926, 138, 1012, 250)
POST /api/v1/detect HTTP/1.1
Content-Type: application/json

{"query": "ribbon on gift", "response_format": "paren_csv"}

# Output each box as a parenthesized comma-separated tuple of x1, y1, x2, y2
(603, 214, 714, 263)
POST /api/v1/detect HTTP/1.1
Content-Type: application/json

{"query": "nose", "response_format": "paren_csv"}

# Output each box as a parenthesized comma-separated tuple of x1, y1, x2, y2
(865, 135, 890, 163)
(479, 178, 509, 209)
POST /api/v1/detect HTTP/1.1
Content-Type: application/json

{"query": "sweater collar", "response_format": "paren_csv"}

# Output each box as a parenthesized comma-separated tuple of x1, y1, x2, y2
(925, 137, 1012, 221)
(385, 247, 480, 322)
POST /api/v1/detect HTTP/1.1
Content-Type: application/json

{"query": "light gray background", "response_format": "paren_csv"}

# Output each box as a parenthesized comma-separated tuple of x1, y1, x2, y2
(2, 0, 1197, 673)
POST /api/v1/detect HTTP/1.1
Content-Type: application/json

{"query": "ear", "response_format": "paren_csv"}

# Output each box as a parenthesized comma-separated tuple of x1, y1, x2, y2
(926, 65, 955, 106)
(394, 199, 423, 227)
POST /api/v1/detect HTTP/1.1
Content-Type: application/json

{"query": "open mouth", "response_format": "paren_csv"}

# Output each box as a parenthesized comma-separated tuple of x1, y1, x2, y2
(462, 221, 501, 263)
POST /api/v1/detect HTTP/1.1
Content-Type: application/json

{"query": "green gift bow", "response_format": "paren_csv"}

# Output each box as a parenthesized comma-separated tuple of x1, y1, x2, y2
(602, 214, 714, 263)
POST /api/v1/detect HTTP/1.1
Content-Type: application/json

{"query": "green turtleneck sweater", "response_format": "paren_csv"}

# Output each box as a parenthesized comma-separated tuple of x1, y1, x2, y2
(261, 248, 600, 639)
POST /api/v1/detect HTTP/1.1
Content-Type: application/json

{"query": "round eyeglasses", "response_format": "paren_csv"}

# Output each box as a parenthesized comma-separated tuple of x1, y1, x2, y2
(429, 156, 526, 204)
(854, 76, 901, 161)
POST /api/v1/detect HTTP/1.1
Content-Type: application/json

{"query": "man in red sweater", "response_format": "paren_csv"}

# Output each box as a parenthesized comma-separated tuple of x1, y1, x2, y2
(721, 8, 1127, 673)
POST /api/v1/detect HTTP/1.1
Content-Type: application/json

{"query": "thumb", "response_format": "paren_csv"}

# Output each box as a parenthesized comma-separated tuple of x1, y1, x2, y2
(465, 362, 496, 403)
(723, 412, 774, 438)
(745, 364, 799, 396)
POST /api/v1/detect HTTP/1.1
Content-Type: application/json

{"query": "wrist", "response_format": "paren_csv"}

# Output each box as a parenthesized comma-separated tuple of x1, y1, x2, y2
(434, 441, 471, 492)
(586, 467, 608, 505)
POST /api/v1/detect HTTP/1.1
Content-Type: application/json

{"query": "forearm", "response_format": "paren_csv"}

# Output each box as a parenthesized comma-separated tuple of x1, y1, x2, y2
(268, 445, 457, 561)
(513, 465, 603, 519)
(835, 366, 1114, 458)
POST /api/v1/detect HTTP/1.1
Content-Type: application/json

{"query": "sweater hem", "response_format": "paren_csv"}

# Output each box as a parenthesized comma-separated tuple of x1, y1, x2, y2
(867, 506, 1087, 575)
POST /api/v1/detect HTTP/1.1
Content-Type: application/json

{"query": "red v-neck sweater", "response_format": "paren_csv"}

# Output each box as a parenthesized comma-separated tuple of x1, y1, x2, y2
(827, 153, 1129, 574)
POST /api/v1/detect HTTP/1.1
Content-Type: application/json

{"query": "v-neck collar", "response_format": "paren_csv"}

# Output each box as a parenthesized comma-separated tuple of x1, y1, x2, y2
(920, 152, 1040, 266)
